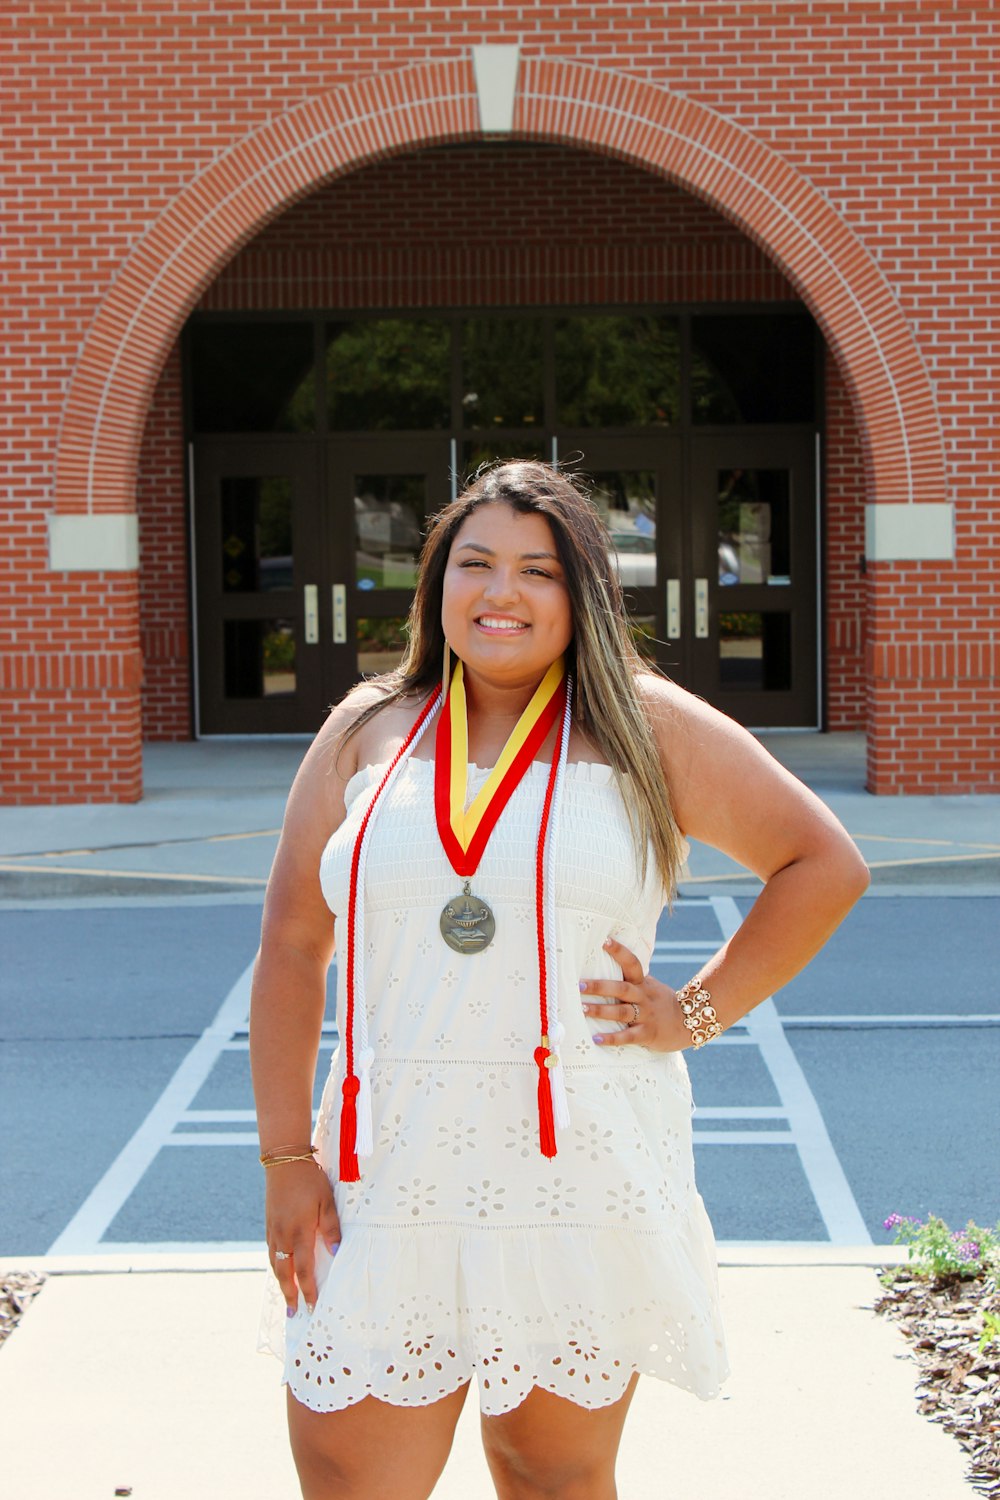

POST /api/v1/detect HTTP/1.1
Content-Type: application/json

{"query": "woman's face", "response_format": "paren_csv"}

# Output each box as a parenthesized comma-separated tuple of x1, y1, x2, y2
(441, 503, 574, 689)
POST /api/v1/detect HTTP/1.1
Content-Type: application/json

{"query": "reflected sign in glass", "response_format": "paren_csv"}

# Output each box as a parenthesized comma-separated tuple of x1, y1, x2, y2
(461, 318, 544, 429)
(718, 612, 791, 691)
(717, 470, 791, 586)
(191, 322, 316, 433)
(555, 316, 680, 428)
(354, 474, 427, 589)
(590, 471, 657, 590)
(220, 476, 293, 593)
(224, 619, 296, 699)
(326, 320, 450, 431)
(692, 315, 816, 425)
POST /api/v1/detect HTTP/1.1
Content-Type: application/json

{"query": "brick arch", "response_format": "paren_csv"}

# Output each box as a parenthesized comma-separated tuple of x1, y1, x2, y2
(54, 54, 946, 521)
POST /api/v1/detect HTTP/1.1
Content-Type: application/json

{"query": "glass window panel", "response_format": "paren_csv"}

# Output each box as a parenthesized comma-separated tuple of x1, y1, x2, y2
(718, 612, 791, 691)
(223, 619, 296, 698)
(717, 469, 791, 585)
(555, 315, 679, 427)
(461, 440, 546, 475)
(461, 318, 544, 429)
(326, 320, 451, 431)
(691, 315, 816, 425)
(357, 616, 409, 676)
(354, 474, 426, 590)
(190, 322, 315, 433)
(628, 612, 660, 666)
(220, 477, 293, 593)
(590, 471, 657, 589)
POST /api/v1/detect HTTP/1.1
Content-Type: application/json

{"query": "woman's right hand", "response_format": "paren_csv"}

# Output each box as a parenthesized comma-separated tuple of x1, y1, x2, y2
(265, 1160, 341, 1314)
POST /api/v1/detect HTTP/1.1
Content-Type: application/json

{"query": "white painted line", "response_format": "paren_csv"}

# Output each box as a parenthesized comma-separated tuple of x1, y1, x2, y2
(164, 1133, 260, 1146)
(710, 896, 872, 1245)
(695, 1107, 788, 1118)
(693, 1132, 794, 1145)
(181, 1109, 257, 1121)
(46, 959, 255, 1256)
(779, 1014, 1000, 1027)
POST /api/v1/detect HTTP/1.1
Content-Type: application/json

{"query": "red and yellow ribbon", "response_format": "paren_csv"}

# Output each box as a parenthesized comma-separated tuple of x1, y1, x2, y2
(434, 658, 567, 878)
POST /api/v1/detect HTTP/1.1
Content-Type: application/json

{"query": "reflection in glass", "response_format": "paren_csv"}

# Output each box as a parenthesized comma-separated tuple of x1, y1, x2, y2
(220, 477, 293, 593)
(691, 315, 816, 425)
(628, 613, 660, 665)
(357, 616, 409, 675)
(461, 318, 544, 428)
(326, 320, 451, 430)
(462, 440, 545, 476)
(224, 619, 296, 698)
(354, 474, 426, 590)
(191, 322, 315, 433)
(717, 470, 791, 586)
(718, 612, 791, 691)
(590, 471, 657, 590)
(555, 316, 679, 427)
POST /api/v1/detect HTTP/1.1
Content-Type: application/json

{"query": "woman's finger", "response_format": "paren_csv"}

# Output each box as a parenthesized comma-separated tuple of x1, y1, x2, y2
(581, 1000, 634, 1021)
(271, 1246, 300, 1312)
(602, 936, 645, 980)
(579, 978, 632, 1002)
(592, 1022, 643, 1047)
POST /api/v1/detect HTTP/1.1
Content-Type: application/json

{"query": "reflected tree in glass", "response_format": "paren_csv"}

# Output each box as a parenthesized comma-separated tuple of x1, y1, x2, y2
(555, 316, 679, 427)
(461, 318, 544, 428)
(327, 320, 451, 430)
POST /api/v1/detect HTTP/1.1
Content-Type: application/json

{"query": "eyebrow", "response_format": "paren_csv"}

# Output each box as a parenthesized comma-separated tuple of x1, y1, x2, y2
(455, 542, 560, 562)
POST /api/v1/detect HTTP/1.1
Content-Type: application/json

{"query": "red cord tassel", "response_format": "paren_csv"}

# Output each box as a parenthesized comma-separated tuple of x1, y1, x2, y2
(339, 1075, 361, 1182)
(534, 1046, 557, 1159)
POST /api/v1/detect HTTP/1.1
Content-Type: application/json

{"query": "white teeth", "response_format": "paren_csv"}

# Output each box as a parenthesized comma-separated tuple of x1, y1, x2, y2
(478, 617, 525, 631)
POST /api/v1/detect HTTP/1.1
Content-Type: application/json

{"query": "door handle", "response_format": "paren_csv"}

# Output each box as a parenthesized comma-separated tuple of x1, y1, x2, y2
(332, 584, 347, 645)
(666, 578, 681, 639)
(304, 584, 319, 645)
(695, 578, 709, 639)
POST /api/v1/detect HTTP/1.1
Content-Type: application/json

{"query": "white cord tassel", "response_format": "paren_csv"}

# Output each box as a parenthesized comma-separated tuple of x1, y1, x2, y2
(543, 679, 574, 1135)
(348, 692, 440, 1160)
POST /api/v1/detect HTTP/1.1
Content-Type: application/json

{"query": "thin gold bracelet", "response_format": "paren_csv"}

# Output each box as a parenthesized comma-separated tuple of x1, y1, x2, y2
(259, 1143, 317, 1167)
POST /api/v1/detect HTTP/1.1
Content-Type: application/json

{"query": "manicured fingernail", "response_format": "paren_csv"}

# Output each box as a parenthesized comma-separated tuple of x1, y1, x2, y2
(327, 1240, 339, 1256)
(578, 980, 588, 992)
(592, 1034, 605, 1046)
(603, 938, 614, 950)
(286, 1306, 296, 1319)
(306, 1303, 315, 1315)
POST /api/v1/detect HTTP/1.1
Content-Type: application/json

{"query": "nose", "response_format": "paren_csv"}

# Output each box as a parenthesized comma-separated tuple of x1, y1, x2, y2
(483, 566, 520, 605)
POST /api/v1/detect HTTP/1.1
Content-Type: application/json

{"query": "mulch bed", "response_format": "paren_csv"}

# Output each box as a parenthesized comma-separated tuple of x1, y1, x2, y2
(875, 1268, 1000, 1496)
(0, 1272, 46, 1351)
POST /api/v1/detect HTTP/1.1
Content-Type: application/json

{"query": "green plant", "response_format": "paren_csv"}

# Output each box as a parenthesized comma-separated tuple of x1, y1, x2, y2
(882, 1213, 1000, 1283)
(979, 1308, 1000, 1355)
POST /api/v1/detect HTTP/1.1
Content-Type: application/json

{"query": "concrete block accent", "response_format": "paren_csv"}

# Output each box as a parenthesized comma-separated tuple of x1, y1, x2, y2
(865, 503, 954, 561)
(49, 514, 139, 571)
(472, 44, 519, 132)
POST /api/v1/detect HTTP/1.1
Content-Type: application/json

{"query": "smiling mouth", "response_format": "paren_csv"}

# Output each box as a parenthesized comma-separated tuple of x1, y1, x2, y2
(476, 616, 529, 632)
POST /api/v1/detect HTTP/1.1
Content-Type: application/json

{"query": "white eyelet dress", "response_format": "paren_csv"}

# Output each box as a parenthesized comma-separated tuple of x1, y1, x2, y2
(259, 756, 729, 1415)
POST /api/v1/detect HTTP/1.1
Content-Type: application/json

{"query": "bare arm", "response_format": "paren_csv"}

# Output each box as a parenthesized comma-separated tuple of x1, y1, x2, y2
(250, 684, 383, 1308)
(581, 678, 870, 1048)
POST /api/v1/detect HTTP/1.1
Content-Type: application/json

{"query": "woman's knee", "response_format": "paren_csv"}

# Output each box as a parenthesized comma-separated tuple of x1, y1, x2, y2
(480, 1383, 636, 1500)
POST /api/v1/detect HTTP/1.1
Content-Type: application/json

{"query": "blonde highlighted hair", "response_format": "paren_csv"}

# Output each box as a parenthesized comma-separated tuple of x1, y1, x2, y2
(341, 461, 685, 894)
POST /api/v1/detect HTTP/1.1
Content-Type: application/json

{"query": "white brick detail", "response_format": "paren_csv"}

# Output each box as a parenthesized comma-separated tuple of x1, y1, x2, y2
(472, 44, 519, 132)
(864, 503, 953, 562)
(49, 514, 139, 571)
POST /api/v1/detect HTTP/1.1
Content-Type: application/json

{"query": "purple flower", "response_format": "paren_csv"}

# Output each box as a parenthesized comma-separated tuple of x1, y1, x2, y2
(883, 1213, 904, 1230)
(956, 1241, 981, 1263)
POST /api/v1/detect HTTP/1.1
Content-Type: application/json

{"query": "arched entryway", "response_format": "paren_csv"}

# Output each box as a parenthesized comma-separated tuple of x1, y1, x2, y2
(51, 51, 949, 789)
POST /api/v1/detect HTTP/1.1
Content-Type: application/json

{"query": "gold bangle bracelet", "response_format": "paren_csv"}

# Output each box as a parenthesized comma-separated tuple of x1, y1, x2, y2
(261, 1153, 319, 1168)
(259, 1143, 317, 1167)
(676, 978, 723, 1049)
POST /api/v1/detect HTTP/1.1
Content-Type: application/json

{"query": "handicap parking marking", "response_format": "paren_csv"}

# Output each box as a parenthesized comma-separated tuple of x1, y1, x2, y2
(47, 895, 871, 1256)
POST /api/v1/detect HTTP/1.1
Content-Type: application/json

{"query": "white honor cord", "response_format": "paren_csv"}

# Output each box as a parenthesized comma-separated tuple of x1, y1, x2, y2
(350, 691, 442, 1157)
(544, 678, 574, 1132)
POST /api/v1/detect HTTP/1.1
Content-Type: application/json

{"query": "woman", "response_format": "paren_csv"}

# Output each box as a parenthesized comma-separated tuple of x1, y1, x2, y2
(251, 460, 869, 1499)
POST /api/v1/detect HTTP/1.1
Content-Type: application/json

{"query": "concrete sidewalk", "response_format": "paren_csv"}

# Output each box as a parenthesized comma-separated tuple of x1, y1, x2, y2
(0, 1253, 970, 1499)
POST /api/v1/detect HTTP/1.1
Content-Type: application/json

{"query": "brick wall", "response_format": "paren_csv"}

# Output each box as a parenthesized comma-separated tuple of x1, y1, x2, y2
(5, 1, 997, 798)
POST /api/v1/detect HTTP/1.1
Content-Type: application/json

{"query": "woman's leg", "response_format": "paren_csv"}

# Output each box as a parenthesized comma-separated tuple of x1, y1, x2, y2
(287, 1381, 471, 1500)
(480, 1376, 639, 1500)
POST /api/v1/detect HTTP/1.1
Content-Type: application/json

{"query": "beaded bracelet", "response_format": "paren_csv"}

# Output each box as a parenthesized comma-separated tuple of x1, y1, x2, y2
(676, 978, 723, 1049)
(259, 1144, 318, 1168)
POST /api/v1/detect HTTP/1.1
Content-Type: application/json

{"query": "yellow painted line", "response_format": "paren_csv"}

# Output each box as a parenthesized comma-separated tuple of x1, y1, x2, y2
(0, 862, 267, 886)
(864, 851, 1000, 869)
(206, 830, 280, 844)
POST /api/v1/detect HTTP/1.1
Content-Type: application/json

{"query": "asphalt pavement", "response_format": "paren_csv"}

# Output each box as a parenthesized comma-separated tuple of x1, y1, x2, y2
(1, 729, 998, 1497)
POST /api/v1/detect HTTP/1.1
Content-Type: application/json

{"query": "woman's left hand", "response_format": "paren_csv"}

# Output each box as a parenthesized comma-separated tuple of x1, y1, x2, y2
(580, 937, 690, 1053)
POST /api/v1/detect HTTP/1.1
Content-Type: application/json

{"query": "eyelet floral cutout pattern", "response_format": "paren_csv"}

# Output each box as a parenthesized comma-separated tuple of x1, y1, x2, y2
(260, 760, 728, 1415)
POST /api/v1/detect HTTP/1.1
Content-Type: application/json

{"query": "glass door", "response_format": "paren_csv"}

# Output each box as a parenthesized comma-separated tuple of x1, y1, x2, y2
(325, 438, 452, 706)
(192, 441, 326, 733)
(689, 432, 818, 727)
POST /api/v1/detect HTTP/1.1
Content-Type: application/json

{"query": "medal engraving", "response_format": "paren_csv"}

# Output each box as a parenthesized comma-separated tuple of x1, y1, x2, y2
(440, 881, 496, 955)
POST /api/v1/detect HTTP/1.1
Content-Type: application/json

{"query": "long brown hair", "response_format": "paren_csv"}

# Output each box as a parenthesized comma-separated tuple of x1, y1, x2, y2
(342, 461, 685, 893)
